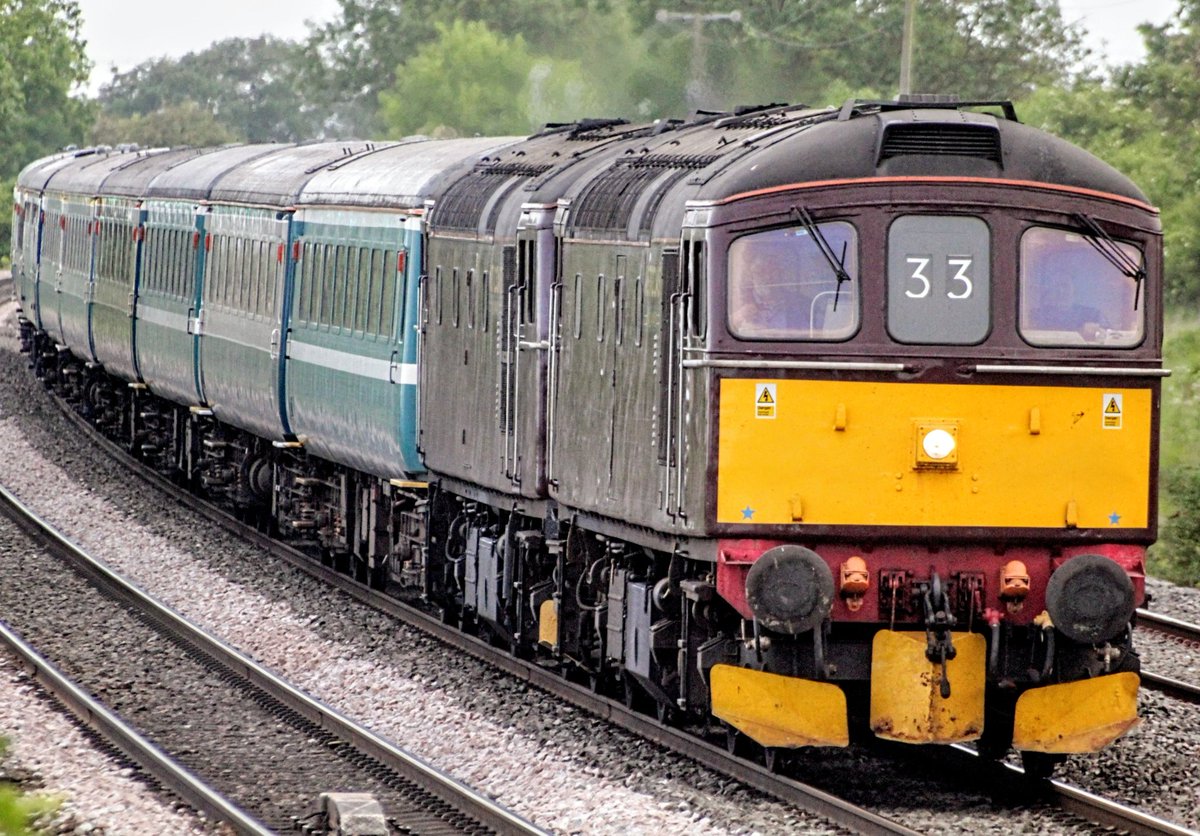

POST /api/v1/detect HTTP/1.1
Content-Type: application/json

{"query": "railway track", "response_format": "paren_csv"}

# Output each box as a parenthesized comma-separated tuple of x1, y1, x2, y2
(0, 480, 544, 836)
(0, 618, 273, 835)
(1136, 609, 1200, 704)
(940, 744, 1197, 836)
(1138, 608, 1200, 645)
(39, 394, 1200, 836)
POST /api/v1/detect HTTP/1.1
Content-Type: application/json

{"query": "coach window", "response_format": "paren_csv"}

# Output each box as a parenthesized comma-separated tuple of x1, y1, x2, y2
(379, 250, 397, 336)
(887, 215, 989, 345)
(452, 267, 461, 328)
(466, 268, 475, 329)
(1019, 225, 1145, 348)
(481, 270, 490, 333)
(728, 221, 858, 340)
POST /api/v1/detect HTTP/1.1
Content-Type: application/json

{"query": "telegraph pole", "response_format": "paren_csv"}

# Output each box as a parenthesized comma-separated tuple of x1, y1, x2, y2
(656, 9, 743, 111)
(898, 0, 917, 96)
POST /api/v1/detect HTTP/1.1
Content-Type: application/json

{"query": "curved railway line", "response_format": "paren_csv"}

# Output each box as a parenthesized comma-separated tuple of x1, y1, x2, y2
(0, 619, 273, 835)
(0, 479, 545, 836)
(33, 384, 1200, 836)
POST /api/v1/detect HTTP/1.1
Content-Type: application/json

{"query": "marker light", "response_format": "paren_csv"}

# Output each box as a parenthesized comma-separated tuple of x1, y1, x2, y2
(922, 428, 956, 460)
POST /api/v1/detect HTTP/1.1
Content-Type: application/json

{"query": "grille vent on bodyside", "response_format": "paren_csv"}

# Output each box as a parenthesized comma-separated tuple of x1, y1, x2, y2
(878, 123, 1001, 163)
(571, 153, 720, 233)
(432, 163, 553, 230)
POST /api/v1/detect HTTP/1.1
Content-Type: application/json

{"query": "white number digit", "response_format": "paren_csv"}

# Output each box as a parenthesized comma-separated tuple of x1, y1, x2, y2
(905, 257, 931, 299)
(946, 257, 973, 300)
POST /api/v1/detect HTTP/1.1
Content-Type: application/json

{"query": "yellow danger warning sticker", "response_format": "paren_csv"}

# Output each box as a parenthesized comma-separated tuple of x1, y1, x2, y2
(755, 383, 777, 419)
(1103, 393, 1123, 430)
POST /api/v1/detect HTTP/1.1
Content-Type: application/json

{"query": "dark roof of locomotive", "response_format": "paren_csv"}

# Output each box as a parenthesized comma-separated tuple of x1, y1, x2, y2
(426, 119, 656, 231)
(687, 103, 1149, 205)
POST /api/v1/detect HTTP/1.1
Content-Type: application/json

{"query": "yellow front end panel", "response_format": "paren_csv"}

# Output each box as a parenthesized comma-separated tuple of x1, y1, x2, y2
(710, 664, 849, 748)
(869, 630, 986, 743)
(1012, 672, 1140, 753)
(716, 379, 1152, 529)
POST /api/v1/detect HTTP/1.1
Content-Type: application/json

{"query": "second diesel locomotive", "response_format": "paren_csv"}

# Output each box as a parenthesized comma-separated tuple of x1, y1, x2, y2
(12, 98, 1163, 773)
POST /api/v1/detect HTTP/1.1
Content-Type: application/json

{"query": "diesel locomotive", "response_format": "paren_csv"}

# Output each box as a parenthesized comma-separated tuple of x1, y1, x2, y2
(11, 98, 1164, 774)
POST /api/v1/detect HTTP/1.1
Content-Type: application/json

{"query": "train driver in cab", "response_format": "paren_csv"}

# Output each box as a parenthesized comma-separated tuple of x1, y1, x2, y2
(728, 224, 858, 341)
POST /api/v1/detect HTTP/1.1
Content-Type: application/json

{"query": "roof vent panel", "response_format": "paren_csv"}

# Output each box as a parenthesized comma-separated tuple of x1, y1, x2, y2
(878, 123, 1001, 163)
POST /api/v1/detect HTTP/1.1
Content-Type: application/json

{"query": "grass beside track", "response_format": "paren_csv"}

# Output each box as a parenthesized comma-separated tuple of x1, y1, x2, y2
(1153, 315, 1200, 585)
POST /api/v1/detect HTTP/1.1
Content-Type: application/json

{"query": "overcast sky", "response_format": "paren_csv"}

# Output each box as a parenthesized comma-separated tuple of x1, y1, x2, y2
(76, 0, 1181, 95)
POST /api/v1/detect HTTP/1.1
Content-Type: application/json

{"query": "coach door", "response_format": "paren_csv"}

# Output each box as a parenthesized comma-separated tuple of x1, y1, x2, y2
(658, 235, 704, 520)
(500, 208, 554, 496)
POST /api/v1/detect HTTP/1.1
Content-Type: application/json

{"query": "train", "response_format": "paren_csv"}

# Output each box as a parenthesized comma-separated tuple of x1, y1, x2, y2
(11, 97, 1164, 776)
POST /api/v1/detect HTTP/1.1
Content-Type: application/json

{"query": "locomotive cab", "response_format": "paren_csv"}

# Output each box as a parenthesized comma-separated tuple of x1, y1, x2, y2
(685, 102, 1161, 759)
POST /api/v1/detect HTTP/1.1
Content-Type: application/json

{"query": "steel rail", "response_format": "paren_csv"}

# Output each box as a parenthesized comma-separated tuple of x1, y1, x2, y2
(947, 745, 1200, 836)
(1141, 670, 1200, 704)
(1137, 608, 1200, 644)
(0, 618, 275, 836)
(1045, 780, 1199, 836)
(0, 480, 545, 836)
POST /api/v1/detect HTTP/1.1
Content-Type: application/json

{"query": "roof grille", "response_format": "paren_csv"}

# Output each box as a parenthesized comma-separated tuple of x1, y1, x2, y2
(879, 123, 1001, 163)
(570, 165, 660, 231)
(571, 154, 719, 232)
(430, 171, 511, 229)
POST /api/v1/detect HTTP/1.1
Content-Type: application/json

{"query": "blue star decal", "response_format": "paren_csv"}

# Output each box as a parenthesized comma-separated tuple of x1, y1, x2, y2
(741, 505, 755, 520)
(1108, 511, 1122, 525)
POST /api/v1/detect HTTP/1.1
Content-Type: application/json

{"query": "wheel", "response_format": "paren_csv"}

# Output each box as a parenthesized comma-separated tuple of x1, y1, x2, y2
(368, 559, 389, 591)
(1020, 750, 1064, 780)
(655, 699, 675, 725)
(976, 717, 1014, 762)
(622, 677, 639, 709)
(725, 726, 751, 756)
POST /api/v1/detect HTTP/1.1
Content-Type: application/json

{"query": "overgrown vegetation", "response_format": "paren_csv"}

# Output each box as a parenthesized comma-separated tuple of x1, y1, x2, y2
(1153, 318, 1200, 585)
(0, 738, 60, 835)
(4, 0, 1200, 583)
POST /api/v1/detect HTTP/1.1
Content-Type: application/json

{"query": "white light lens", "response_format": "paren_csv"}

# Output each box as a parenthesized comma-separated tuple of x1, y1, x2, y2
(922, 428, 956, 460)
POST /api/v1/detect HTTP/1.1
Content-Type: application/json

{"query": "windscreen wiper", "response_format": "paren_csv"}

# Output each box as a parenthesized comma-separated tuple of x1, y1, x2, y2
(793, 206, 851, 310)
(1073, 213, 1146, 310)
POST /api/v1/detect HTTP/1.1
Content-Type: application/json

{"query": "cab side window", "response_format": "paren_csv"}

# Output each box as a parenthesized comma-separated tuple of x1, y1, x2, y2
(727, 221, 858, 341)
(1019, 226, 1144, 348)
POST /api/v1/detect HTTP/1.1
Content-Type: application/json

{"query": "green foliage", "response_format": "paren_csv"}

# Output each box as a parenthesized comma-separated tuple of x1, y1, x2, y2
(627, 0, 1084, 105)
(301, 0, 605, 135)
(1109, 6, 1200, 307)
(0, 0, 92, 262)
(95, 37, 320, 142)
(1156, 467, 1200, 586)
(363, 0, 1090, 139)
(379, 20, 537, 136)
(91, 101, 237, 148)
(1154, 317, 1200, 585)
(0, 738, 60, 835)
